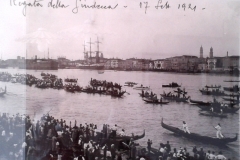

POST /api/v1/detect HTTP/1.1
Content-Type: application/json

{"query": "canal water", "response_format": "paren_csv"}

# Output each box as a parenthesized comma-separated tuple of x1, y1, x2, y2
(0, 68, 239, 158)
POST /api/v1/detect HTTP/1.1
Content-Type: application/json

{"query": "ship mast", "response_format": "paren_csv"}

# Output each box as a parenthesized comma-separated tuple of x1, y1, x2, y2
(95, 37, 101, 53)
(95, 37, 101, 63)
(87, 38, 94, 63)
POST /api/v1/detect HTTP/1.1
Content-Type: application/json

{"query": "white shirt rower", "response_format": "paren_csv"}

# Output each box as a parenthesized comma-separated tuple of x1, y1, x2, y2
(182, 121, 190, 134)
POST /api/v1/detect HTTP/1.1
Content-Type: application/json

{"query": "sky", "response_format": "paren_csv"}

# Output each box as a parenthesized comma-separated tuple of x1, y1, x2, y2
(0, 0, 239, 60)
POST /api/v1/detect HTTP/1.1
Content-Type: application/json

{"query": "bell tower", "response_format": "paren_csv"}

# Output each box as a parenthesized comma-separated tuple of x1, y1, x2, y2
(210, 47, 213, 58)
(200, 45, 203, 58)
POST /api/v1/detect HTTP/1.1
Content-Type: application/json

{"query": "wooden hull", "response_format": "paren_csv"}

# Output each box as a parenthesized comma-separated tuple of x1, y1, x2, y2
(95, 130, 145, 149)
(161, 95, 189, 102)
(223, 87, 239, 93)
(222, 97, 240, 103)
(199, 89, 225, 96)
(189, 99, 211, 106)
(205, 85, 221, 89)
(143, 99, 169, 104)
(197, 105, 239, 113)
(161, 118, 238, 145)
(133, 87, 150, 90)
(162, 85, 181, 88)
(199, 112, 228, 118)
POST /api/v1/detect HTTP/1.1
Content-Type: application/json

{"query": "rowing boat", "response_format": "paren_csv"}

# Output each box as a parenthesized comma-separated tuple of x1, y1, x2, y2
(143, 98, 169, 104)
(199, 112, 228, 118)
(133, 86, 150, 90)
(197, 105, 239, 114)
(161, 118, 238, 145)
(189, 99, 211, 106)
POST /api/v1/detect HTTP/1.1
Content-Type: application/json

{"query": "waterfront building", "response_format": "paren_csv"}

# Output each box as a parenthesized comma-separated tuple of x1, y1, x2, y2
(149, 61, 154, 70)
(19, 55, 58, 70)
(168, 55, 199, 72)
(222, 53, 240, 71)
(122, 58, 134, 70)
(0, 60, 8, 68)
(142, 59, 152, 70)
(57, 56, 70, 69)
(153, 59, 171, 70)
(104, 58, 123, 69)
(5, 56, 25, 68)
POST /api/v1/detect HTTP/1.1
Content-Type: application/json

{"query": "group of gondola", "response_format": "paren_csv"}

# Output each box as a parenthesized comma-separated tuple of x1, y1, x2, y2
(139, 83, 190, 105)
(0, 72, 128, 98)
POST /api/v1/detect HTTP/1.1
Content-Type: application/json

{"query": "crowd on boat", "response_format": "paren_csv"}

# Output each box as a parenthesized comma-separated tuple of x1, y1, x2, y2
(0, 112, 232, 160)
(0, 72, 127, 98)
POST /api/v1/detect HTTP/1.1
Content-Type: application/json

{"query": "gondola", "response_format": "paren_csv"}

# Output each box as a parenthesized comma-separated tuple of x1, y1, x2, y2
(161, 118, 238, 145)
(222, 97, 240, 103)
(224, 93, 240, 97)
(199, 89, 225, 96)
(199, 112, 228, 118)
(205, 85, 221, 89)
(197, 105, 239, 114)
(125, 82, 137, 85)
(160, 94, 189, 102)
(138, 92, 153, 98)
(95, 130, 145, 149)
(189, 99, 211, 106)
(224, 80, 240, 82)
(223, 86, 239, 93)
(143, 98, 169, 104)
(110, 91, 126, 97)
(162, 82, 181, 88)
(133, 86, 150, 90)
(64, 78, 78, 83)
(124, 84, 134, 87)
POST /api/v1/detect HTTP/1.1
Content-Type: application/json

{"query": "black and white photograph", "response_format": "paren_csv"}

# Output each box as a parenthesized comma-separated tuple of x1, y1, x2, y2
(0, 0, 239, 159)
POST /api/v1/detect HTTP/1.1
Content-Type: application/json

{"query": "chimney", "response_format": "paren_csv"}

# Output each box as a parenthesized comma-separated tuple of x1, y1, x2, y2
(35, 55, 37, 60)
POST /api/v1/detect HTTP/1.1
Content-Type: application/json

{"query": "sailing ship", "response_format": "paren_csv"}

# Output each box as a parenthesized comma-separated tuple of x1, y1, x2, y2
(77, 38, 105, 70)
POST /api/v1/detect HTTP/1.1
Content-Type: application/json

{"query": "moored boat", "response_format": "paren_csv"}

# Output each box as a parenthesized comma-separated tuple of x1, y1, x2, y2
(161, 118, 238, 145)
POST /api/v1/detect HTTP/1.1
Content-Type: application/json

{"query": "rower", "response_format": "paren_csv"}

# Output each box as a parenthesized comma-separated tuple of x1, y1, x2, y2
(215, 123, 224, 139)
(220, 109, 223, 115)
(147, 139, 152, 154)
(111, 124, 118, 138)
(210, 107, 214, 112)
(182, 121, 190, 134)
